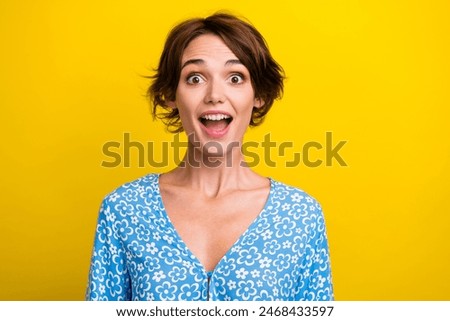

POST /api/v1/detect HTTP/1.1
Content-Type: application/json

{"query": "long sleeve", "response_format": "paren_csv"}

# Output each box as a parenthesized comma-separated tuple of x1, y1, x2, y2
(86, 197, 131, 300)
(295, 201, 334, 301)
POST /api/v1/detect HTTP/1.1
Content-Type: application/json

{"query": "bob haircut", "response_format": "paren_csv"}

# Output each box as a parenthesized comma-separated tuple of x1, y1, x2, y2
(148, 13, 285, 133)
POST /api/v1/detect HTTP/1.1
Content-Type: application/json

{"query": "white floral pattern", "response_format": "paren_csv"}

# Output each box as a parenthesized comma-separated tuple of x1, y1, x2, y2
(86, 173, 333, 301)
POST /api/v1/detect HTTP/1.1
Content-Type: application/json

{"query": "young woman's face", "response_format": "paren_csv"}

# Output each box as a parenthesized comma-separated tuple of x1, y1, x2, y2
(169, 34, 262, 156)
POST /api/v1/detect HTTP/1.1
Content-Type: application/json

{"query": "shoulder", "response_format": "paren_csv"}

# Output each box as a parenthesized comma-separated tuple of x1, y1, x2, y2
(270, 179, 323, 212)
(268, 179, 329, 247)
(101, 173, 160, 206)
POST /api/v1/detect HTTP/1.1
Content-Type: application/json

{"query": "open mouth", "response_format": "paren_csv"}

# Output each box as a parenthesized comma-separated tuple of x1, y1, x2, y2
(198, 113, 233, 132)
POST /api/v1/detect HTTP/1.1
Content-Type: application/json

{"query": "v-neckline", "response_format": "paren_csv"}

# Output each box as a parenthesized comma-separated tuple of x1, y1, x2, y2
(154, 173, 274, 274)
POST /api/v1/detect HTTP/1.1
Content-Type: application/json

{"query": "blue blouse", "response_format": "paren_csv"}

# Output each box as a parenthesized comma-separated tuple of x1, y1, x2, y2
(86, 173, 333, 301)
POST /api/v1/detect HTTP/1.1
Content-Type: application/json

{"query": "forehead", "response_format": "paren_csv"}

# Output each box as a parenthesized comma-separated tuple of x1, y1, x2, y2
(181, 34, 238, 63)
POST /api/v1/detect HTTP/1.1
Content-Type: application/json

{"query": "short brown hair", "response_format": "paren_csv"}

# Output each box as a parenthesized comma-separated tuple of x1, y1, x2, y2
(147, 13, 284, 133)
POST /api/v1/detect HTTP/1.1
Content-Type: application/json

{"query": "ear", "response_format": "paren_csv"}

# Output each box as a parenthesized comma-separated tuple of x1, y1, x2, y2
(166, 100, 177, 109)
(254, 98, 265, 108)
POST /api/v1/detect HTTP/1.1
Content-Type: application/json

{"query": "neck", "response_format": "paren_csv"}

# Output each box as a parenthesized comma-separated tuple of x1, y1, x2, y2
(167, 142, 260, 198)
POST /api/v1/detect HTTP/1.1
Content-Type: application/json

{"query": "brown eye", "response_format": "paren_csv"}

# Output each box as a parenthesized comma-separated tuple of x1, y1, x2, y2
(229, 74, 244, 84)
(186, 74, 204, 84)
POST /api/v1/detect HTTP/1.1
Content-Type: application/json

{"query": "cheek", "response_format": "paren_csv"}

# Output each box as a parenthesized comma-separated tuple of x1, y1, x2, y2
(231, 88, 257, 111)
(174, 87, 201, 130)
(176, 85, 203, 108)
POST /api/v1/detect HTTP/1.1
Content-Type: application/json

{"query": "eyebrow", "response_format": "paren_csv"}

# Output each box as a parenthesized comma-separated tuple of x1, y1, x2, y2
(181, 59, 243, 70)
(225, 59, 242, 66)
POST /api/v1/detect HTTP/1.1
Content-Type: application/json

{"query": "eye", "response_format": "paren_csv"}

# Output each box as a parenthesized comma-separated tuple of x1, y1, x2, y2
(229, 74, 244, 84)
(186, 74, 205, 85)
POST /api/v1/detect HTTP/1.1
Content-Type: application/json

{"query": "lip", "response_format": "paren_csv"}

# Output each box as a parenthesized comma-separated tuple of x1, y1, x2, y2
(198, 110, 233, 139)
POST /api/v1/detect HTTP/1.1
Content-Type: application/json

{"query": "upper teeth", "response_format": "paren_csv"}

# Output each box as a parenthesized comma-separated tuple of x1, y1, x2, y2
(201, 114, 231, 121)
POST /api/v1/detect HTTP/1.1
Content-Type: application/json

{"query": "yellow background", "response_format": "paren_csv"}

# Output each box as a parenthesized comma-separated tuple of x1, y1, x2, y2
(1, 0, 449, 300)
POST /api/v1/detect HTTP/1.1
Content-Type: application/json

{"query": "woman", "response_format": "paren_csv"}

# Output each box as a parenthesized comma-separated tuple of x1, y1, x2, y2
(86, 13, 333, 301)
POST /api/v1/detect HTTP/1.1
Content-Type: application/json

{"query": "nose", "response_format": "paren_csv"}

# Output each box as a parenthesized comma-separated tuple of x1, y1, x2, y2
(203, 78, 226, 104)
